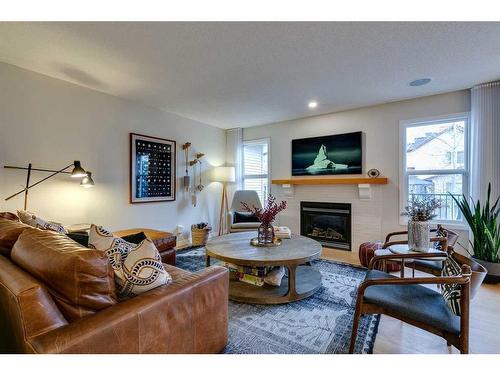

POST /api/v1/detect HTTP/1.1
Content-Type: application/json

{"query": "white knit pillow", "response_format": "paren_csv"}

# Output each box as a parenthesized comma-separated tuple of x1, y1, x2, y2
(88, 224, 171, 297)
(17, 210, 67, 234)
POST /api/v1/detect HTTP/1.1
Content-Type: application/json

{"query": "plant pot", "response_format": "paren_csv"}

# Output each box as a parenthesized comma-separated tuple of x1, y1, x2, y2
(191, 228, 210, 246)
(407, 220, 430, 252)
(473, 257, 500, 284)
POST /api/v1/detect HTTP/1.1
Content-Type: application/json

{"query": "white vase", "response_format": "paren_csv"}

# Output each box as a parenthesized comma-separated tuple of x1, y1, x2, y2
(408, 220, 430, 252)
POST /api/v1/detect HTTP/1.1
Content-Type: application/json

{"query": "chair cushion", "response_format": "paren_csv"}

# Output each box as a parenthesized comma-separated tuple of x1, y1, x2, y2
(363, 270, 460, 335)
(233, 212, 260, 224)
(0, 218, 31, 257)
(412, 259, 444, 272)
(231, 222, 261, 229)
(11, 228, 117, 322)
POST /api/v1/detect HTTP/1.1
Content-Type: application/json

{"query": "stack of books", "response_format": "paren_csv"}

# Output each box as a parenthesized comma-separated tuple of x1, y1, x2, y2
(274, 226, 291, 239)
(223, 263, 273, 286)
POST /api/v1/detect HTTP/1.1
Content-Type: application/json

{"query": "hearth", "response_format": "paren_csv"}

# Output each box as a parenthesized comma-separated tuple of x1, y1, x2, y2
(300, 201, 351, 250)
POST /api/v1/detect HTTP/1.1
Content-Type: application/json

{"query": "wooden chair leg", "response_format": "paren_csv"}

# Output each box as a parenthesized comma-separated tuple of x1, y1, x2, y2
(349, 299, 363, 353)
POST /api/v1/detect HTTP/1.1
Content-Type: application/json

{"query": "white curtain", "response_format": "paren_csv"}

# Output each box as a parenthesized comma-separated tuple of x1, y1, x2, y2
(225, 128, 243, 200)
(470, 81, 500, 202)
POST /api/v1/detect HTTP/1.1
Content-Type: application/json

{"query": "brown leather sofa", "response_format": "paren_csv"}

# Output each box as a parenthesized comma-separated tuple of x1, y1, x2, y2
(0, 217, 229, 354)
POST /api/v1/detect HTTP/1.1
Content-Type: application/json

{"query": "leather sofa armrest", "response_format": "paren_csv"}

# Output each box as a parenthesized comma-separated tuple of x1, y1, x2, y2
(28, 266, 229, 354)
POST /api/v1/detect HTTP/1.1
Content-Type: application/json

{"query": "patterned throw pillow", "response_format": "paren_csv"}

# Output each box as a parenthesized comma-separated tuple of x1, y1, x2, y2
(88, 224, 171, 297)
(17, 210, 67, 234)
(120, 238, 172, 296)
(440, 255, 462, 316)
(433, 225, 448, 250)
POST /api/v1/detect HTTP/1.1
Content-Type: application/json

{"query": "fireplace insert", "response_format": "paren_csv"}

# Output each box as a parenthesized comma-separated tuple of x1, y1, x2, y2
(300, 201, 351, 250)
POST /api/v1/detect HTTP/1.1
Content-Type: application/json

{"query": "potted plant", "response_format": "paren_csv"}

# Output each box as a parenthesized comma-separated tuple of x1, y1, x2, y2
(242, 194, 287, 245)
(451, 183, 500, 282)
(402, 195, 441, 252)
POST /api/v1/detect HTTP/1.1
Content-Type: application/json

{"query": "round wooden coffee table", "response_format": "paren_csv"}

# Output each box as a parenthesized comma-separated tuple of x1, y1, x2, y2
(206, 232, 322, 304)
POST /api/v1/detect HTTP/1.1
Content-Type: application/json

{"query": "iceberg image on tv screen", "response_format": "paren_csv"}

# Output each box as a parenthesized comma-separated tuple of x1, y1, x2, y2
(292, 131, 362, 176)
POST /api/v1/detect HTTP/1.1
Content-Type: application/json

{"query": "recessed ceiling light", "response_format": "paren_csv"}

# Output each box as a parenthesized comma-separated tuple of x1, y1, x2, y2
(308, 101, 318, 109)
(409, 78, 432, 87)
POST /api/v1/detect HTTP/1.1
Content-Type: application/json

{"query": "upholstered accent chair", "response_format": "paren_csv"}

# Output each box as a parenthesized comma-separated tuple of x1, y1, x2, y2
(228, 190, 262, 233)
(349, 251, 472, 354)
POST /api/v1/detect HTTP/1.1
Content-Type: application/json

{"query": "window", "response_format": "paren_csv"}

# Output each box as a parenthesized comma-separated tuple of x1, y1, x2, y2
(242, 138, 270, 205)
(400, 113, 469, 225)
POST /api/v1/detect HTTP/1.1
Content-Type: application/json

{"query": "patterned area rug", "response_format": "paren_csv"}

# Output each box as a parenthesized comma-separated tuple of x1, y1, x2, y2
(176, 248, 379, 354)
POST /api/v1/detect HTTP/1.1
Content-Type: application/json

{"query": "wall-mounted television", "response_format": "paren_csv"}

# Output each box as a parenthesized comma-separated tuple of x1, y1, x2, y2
(291, 131, 362, 176)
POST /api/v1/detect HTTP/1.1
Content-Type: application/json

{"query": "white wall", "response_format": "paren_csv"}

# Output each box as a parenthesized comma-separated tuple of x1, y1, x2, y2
(0, 62, 226, 234)
(244, 91, 471, 251)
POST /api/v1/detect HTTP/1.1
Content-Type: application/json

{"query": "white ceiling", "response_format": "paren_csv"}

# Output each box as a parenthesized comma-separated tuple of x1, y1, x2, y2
(1, 22, 499, 129)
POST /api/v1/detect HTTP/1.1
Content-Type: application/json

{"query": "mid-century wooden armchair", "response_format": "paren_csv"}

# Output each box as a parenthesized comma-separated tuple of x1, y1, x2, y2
(349, 251, 472, 354)
(383, 225, 457, 276)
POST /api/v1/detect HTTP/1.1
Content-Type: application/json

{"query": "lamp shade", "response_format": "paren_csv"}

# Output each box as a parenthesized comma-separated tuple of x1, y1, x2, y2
(71, 160, 87, 178)
(80, 172, 95, 188)
(212, 166, 235, 183)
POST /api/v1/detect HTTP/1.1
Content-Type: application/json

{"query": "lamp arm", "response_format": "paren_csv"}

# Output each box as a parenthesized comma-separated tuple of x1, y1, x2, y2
(4, 165, 72, 174)
(5, 163, 74, 201)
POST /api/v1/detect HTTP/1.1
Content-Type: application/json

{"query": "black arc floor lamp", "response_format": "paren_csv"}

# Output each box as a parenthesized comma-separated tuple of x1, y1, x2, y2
(4, 160, 95, 210)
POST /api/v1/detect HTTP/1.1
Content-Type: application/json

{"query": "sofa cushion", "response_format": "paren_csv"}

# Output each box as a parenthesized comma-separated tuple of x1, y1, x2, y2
(119, 238, 172, 297)
(121, 231, 147, 244)
(17, 210, 68, 234)
(11, 228, 117, 322)
(66, 231, 148, 248)
(363, 269, 460, 335)
(89, 225, 171, 298)
(0, 218, 31, 257)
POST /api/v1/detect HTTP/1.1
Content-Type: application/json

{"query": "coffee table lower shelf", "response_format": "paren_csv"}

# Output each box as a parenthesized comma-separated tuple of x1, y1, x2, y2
(229, 265, 322, 304)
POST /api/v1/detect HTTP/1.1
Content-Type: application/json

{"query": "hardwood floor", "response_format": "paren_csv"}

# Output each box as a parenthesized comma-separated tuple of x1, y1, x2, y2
(320, 247, 500, 354)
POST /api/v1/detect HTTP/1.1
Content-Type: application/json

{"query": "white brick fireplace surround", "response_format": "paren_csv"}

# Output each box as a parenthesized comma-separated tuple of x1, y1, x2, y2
(273, 184, 384, 253)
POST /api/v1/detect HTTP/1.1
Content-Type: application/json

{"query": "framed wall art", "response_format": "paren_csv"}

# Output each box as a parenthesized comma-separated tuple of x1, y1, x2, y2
(291, 131, 363, 176)
(130, 133, 176, 203)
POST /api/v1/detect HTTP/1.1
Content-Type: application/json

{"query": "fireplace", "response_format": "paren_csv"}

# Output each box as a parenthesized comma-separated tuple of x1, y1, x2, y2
(300, 201, 352, 250)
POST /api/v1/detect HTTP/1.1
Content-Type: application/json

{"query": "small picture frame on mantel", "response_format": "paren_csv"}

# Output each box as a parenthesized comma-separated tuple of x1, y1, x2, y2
(130, 133, 176, 203)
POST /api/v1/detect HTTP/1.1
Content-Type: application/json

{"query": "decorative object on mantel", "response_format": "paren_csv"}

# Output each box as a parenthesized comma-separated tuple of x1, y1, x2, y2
(367, 168, 380, 178)
(182, 142, 191, 192)
(130, 133, 175, 203)
(191, 222, 211, 246)
(292, 131, 362, 176)
(451, 183, 500, 283)
(213, 166, 236, 235)
(4, 160, 94, 210)
(242, 194, 287, 245)
(402, 195, 441, 252)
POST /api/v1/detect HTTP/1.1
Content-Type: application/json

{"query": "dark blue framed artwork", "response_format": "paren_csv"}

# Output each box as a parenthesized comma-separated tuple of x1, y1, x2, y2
(292, 131, 363, 176)
(130, 133, 176, 203)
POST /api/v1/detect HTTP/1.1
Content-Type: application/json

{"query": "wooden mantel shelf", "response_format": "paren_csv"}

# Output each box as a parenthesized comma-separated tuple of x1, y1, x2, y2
(271, 177, 388, 185)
